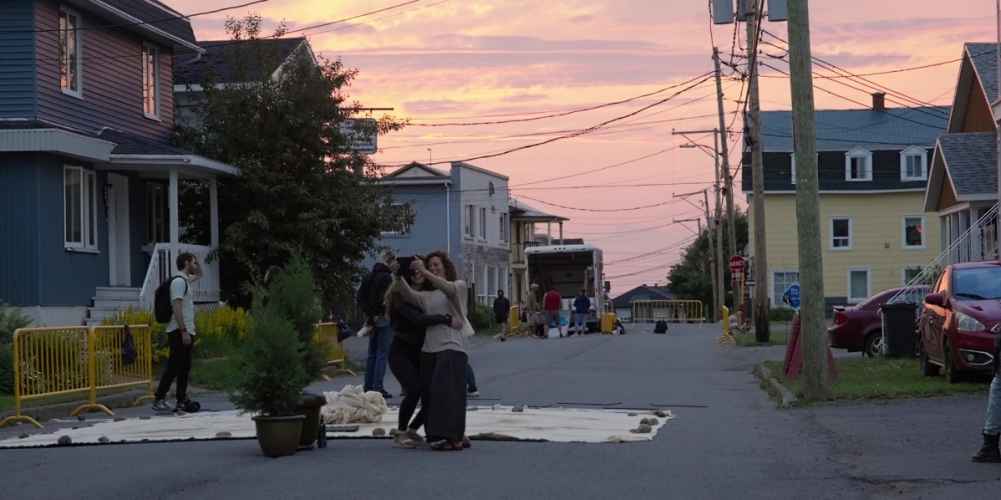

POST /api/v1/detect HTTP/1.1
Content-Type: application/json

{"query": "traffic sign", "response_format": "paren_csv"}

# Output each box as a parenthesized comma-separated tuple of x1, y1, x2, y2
(783, 283, 801, 310)
(729, 256, 745, 273)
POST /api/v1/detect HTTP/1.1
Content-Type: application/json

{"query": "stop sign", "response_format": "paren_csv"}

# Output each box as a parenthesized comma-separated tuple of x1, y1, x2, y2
(729, 256, 745, 273)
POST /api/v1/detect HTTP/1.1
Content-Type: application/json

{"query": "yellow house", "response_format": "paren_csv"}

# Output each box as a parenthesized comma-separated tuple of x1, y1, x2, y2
(744, 93, 947, 311)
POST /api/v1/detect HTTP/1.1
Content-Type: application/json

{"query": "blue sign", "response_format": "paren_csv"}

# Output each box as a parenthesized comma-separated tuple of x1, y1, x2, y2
(783, 283, 801, 310)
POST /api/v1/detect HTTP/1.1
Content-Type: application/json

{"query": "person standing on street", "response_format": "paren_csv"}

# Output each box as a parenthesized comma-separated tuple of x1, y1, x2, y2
(972, 336, 1001, 463)
(543, 285, 562, 337)
(358, 251, 396, 399)
(153, 253, 201, 413)
(572, 289, 591, 335)
(527, 283, 544, 338)
(493, 289, 511, 337)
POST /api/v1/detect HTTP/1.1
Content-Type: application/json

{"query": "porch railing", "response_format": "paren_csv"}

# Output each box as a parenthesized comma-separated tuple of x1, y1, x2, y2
(139, 243, 221, 309)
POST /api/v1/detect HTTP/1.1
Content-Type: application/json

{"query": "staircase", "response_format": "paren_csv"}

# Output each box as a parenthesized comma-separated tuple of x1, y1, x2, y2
(86, 287, 142, 326)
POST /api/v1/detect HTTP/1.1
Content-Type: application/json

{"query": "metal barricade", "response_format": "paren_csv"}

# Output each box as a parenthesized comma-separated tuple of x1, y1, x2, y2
(508, 305, 521, 334)
(631, 300, 705, 323)
(314, 323, 356, 379)
(0, 325, 152, 429)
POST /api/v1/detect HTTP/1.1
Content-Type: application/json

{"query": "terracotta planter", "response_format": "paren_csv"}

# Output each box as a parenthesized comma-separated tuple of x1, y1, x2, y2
(252, 415, 305, 458)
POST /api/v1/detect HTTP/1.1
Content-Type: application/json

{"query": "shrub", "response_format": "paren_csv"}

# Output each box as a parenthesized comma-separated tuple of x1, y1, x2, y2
(768, 308, 796, 322)
(261, 256, 324, 380)
(468, 303, 495, 331)
(228, 304, 309, 416)
(194, 305, 251, 359)
(0, 303, 32, 344)
(0, 343, 12, 395)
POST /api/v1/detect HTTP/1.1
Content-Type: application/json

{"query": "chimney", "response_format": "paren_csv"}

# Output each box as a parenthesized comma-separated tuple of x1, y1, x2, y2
(872, 92, 886, 112)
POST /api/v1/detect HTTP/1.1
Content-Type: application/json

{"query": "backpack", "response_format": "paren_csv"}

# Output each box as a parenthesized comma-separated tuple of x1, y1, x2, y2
(154, 276, 188, 324)
(122, 324, 137, 365)
(654, 320, 668, 334)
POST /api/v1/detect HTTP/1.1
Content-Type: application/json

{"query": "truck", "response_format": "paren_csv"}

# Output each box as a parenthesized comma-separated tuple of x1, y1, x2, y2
(525, 243, 605, 331)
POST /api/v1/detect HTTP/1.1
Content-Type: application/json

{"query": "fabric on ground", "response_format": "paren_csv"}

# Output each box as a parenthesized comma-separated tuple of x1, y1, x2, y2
(0, 406, 673, 448)
(321, 385, 389, 424)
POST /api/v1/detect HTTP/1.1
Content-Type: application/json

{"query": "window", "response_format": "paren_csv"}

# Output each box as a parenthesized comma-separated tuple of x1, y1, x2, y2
(479, 207, 487, 239)
(900, 147, 927, 181)
(790, 153, 796, 185)
(773, 271, 799, 308)
(500, 213, 508, 242)
(64, 166, 98, 250)
(831, 217, 852, 250)
(845, 148, 872, 181)
(903, 266, 923, 285)
(488, 265, 498, 298)
(903, 216, 925, 249)
(146, 183, 167, 244)
(59, 8, 82, 97)
(465, 205, 475, 238)
(142, 43, 159, 119)
(848, 268, 871, 303)
(382, 203, 414, 236)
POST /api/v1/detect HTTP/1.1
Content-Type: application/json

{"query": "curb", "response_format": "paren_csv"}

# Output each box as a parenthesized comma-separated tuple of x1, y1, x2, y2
(0, 386, 212, 425)
(752, 363, 798, 408)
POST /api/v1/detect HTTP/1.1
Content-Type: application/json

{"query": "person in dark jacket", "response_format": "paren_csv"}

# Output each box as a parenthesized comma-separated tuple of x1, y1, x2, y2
(572, 290, 590, 335)
(972, 336, 1001, 463)
(384, 257, 453, 448)
(358, 251, 396, 398)
(493, 290, 511, 331)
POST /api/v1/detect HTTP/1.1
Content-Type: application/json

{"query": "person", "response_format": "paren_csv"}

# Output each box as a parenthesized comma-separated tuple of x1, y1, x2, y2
(385, 256, 454, 448)
(358, 251, 395, 399)
(394, 251, 470, 451)
(573, 289, 591, 335)
(466, 362, 479, 398)
(543, 285, 563, 337)
(152, 253, 201, 413)
(526, 283, 545, 338)
(972, 337, 1001, 463)
(493, 290, 511, 336)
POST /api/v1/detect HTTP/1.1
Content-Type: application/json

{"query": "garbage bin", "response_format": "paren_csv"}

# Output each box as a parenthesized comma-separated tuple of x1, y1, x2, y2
(297, 391, 327, 449)
(880, 303, 918, 358)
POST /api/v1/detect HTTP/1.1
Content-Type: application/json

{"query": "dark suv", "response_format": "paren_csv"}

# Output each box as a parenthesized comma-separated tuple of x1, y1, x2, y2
(918, 261, 1001, 383)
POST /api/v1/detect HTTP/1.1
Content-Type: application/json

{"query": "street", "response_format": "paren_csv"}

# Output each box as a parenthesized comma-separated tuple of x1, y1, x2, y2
(2, 324, 998, 500)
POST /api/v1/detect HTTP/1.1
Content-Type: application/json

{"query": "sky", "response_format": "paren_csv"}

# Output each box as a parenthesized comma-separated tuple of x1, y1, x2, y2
(172, 0, 997, 294)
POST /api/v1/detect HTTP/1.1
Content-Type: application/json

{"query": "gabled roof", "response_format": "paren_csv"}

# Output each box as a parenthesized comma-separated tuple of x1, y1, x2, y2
(946, 43, 999, 132)
(967, 43, 998, 105)
(924, 132, 997, 211)
(380, 162, 451, 185)
(611, 285, 674, 308)
(761, 107, 948, 152)
(509, 198, 568, 222)
(175, 37, 310, 86)
(452, 161, 509, 180)
(72, 0, 198, 51)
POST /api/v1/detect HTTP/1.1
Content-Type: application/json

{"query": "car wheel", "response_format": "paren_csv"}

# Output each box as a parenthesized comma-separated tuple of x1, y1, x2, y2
(863, 332, 882, 358)
(943, 339, 961, 384)
(920, 348, 940, 377)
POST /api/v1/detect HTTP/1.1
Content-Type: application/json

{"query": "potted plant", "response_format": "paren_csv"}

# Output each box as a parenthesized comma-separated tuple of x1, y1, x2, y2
(229, 303, 310, 458)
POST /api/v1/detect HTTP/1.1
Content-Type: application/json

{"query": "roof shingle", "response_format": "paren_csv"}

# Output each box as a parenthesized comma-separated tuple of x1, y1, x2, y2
(966, 43, 999, 104)
(761, 107, 948, 152)
(175, 38, 307, 85)
(938, 132, 998, 196)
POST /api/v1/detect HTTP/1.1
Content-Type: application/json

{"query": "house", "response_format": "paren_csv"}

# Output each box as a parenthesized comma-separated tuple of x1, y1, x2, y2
(611, 284, 674, 322)
(742, 93, 947, 311)
(508, 197, 568, 306)
(0, 0, 237, 325)
(923, 43, 1000, 264)
(174, 36, 316, 129)
(375, 162, 511, 306)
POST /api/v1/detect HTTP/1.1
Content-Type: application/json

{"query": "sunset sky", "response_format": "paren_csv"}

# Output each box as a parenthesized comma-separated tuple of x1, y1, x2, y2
(172, 0, 997, 293)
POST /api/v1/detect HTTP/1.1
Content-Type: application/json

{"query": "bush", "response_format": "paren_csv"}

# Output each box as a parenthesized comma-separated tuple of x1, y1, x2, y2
(262, 256, 324, 380)
(768, 308, 796, 322)
(194, 306, 251, 359)
(0, 303, 32, 344)
(228, 304, 309, 416)
(468, 303, 495, 331)
(0, 343, 12, 395)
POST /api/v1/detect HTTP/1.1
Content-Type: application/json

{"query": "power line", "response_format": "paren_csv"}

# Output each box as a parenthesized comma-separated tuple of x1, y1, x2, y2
(0, 0, 268, 34)
(304, 0, 450, 37)
(408, 73, 715, 127)
(515, 195, 684, 213)
(606, 237, 697, 266)
(285, 0, 424, 34)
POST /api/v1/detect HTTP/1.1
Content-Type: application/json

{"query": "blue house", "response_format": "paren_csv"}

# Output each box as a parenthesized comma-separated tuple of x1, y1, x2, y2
(376, 162, 512, 306)
(0, 0, 237, 325)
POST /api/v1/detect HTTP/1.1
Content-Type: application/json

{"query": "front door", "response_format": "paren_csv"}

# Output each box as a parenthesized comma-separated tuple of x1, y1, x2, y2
(107, 174, 132, 287)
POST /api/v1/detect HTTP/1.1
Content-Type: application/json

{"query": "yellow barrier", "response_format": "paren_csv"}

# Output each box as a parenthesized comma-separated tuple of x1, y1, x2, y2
(0, 325, 152, 429)
(600, 313, 616, 334)
(631, 300, 705, 323)
(314, 322, 356, 379)
(718, 306, 735, 344)
(508, 305, 521, 334)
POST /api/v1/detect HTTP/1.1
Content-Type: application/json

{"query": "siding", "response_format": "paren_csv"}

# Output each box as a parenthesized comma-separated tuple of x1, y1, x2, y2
(0, 0, 36, 119)
(0, 154, 42, 305)
(376, 185, 450, 258)
(962, 79, 995, 133)
(743, 149, 934, 192)
(35, 0, 174, 141)
(751, 192, 941, 308)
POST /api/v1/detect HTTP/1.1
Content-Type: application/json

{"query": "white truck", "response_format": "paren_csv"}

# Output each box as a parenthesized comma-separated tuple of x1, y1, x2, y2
(525, 243, 605, 331)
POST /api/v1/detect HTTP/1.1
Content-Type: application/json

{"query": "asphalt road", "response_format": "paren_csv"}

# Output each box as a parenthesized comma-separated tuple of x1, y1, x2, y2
(3, 324, 1001, 500)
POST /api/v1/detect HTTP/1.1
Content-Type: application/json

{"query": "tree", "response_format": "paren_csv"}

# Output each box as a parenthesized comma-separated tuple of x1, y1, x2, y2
(176, 16, 406, 311)
(666, 210, 748, 308)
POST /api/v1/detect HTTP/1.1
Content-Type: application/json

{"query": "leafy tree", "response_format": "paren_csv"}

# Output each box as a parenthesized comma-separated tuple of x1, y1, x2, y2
(666, 210, 749, 308)
(175, 16, 407, 311)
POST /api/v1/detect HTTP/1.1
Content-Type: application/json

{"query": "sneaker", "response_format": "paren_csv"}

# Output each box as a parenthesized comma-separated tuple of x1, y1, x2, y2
(152, 399, 171, 413)
(467, 389, 480, 398)
(379, 390, 394, 399)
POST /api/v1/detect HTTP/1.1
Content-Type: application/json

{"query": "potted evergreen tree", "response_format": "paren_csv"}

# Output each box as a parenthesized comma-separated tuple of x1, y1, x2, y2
(229, 302, 310, 458)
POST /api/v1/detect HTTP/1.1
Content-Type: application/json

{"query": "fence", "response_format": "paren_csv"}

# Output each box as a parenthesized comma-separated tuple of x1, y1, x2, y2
(0, 325, 152, 429)
(631, 300, 705, 323)
(314, 322, 356, 379)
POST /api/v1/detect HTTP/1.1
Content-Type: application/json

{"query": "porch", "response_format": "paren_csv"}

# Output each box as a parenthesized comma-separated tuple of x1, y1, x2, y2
(938, 203, 999, 265)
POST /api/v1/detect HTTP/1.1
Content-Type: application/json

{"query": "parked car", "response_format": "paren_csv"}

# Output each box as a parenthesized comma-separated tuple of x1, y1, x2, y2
(828, 286, 928, 357)
(919, 261, 1001, 383)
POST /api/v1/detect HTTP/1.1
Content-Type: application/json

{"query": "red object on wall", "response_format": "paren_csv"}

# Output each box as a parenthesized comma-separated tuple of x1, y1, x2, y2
(783, 314, 838, 381)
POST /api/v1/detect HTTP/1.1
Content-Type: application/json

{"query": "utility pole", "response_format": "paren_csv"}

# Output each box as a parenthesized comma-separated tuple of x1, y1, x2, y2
(746, 2, 770, 342)
(713, 47, 738, 310)
(701, 190, 719, 323)
(787, 0, 831, 400)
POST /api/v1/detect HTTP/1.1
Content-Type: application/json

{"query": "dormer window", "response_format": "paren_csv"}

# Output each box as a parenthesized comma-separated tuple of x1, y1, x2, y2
(845, 148, 872, 182)
(142, 43, 160, 119)
(59, 8, 82, 97)
(900, 146, 927, 181)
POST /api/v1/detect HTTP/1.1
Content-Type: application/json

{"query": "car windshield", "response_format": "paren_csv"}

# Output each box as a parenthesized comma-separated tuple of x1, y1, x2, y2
(861, 288, 926, 309)
(953, 267, 1001, 301)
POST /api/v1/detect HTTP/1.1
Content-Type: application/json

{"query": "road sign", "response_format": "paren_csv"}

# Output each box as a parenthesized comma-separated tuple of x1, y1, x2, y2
(783, 283, 801, 310)
(338, 118, 378, 154)
(729, 256, 746, 274)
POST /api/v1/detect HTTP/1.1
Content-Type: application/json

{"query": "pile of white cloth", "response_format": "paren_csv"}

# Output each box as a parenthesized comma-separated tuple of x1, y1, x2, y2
(320, 385, 388, 424)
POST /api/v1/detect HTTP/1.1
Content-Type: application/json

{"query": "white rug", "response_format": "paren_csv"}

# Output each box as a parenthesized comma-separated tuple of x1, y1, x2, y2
(0, 406, 673, 448)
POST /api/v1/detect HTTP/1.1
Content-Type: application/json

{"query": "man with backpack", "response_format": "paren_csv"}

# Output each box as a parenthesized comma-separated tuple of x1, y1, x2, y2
(357, 251, 396, 398)
(152, 252, 201, 413)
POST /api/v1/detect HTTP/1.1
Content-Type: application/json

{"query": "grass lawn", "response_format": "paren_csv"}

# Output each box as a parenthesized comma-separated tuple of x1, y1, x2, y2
(762, 358, 989, 404)
(735, 322, 792, 347)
